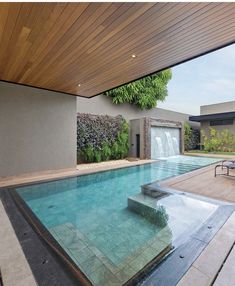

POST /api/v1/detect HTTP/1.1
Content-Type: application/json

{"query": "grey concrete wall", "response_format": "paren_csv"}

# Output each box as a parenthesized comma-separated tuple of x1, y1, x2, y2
(201, 101, 235, 115)
(77, 94, 199, 129)
(130, 119, 141, 158)
(0, 82, 77, 177)
(201, 121, 235, 137)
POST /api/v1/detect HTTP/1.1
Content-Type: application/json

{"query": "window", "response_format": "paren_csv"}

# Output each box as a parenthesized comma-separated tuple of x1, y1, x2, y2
(210, 119, 234, 126)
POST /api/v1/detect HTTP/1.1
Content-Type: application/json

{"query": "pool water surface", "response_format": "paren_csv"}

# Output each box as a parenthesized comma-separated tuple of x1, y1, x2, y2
(16, 156, 221, 285)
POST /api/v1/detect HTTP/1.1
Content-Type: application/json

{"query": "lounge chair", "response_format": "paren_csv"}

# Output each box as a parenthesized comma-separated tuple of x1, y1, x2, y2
(215, 159, 235, 177)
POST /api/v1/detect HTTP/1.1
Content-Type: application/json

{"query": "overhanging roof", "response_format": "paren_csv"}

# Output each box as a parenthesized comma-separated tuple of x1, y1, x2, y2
(189, 112, 235, 122)
(0, 3, 235, 98)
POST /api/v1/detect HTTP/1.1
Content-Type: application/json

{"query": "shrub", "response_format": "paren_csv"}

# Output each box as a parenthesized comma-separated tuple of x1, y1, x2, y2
(201, 128, 235, 152)
(77, 144, 94, 163)
(93, 149, 102, 163)
(220, 129, 235, 152)
(110, 141, 119, 159)
(101, 142, 112, 161)
(184, 123, 200, 151)
(184, 123, 192, 151)
(77, 114, 129, 163)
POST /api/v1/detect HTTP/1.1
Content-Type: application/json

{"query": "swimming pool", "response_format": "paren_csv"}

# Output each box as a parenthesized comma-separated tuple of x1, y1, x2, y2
(16, 156, 221, 285)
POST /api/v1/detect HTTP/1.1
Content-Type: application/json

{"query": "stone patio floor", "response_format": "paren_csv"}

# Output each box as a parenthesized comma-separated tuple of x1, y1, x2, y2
(0, 201, 37, 286)
(0, 159, 154, 188)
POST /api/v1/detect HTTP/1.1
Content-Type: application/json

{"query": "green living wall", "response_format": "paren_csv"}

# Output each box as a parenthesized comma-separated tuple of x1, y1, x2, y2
(77, 113, 129, 163)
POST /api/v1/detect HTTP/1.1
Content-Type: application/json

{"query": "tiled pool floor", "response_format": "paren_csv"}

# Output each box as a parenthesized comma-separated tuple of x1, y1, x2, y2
(50, 222, 172, 285)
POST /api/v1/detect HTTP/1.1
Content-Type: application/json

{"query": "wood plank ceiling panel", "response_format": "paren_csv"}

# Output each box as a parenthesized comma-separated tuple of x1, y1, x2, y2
(0, 2, 235, 97)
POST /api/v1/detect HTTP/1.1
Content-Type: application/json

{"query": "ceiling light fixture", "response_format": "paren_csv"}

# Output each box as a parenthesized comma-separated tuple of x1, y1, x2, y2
(77, 84, 81, 87)
(131, 54, 136, 58)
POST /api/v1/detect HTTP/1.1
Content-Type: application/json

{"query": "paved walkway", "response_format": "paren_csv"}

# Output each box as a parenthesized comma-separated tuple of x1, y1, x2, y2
(177, 212, 235, 286)
(0, 201, 37, 286)
(0, 159, 154, 188)
(185, 152, 235, 159)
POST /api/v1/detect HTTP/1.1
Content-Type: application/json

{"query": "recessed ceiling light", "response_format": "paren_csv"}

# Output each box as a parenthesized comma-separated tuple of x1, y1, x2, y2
(131, 54, 136, 58)
(77, 84, 81, 87)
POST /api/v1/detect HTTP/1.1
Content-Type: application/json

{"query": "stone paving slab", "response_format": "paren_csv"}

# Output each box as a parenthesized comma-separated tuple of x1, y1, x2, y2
(176, 212, 235, 286)
(177, 266, 211, 286)
(0, 201, 37, 286)
(213, 246, 235, 286)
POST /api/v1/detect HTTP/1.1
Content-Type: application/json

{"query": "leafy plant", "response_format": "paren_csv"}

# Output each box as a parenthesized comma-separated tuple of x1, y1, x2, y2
(201, 128, 235, 152)
(105, 69, 172, 110)
(220, 129, 235, 152)
(93, 149, 102, 163)
(184, 123, 193, 151)
(78, 144, 94, 163)
(77, 114, 129, 163)
(184, 123, 200, 151)
(101, 142, 112, 161)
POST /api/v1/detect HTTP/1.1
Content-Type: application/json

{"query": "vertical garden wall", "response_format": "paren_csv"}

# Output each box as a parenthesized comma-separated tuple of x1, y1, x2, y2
(77, 113, 129, 163)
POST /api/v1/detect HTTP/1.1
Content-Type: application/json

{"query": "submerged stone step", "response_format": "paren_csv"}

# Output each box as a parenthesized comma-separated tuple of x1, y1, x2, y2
(141, 184, 171, 199)
(127, 193, 169, 227)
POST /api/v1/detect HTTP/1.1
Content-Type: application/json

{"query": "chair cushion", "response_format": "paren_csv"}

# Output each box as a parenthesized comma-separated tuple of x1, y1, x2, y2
(224, 163, 235, 169)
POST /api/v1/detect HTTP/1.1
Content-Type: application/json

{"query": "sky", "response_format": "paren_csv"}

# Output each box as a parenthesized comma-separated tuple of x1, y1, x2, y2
(157, 44, 235, 115)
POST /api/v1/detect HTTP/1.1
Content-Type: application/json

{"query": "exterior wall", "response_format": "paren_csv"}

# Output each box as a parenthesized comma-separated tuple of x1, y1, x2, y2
(201, 101, 235, 115)
(130, 117, 183, 159)
(197, 102, 235, 150)
(201, 120, 235, 138)
(130, 119, 141, 158)
(201, 120, 235, 151)
(77, 94, 199, 129)
(0, 82, 77, 177)
(129, 118, 150, 159)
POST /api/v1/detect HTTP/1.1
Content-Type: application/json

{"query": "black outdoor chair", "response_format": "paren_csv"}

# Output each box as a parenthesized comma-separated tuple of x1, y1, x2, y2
(215, 159, 235, 177)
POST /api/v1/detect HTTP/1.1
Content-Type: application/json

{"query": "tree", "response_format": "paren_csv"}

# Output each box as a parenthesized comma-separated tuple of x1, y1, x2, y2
(105, 69, 172, 110)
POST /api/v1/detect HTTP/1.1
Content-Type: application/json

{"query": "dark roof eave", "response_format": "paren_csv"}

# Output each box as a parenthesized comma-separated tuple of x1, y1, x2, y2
(189, 111, 235, 122)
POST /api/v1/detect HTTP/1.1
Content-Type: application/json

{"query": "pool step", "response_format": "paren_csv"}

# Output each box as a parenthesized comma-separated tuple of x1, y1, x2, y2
(141, 184, 171, 198)
(127, 193, 169, 226)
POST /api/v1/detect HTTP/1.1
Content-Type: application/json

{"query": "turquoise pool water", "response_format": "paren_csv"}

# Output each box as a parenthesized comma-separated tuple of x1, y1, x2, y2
(16, 156, 220, 285)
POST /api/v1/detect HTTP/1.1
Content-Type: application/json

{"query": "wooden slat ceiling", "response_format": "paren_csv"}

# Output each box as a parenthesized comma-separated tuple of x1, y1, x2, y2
(0, 3, 235, 98)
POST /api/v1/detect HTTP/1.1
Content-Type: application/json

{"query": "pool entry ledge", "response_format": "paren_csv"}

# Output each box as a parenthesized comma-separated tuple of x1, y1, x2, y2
(128, 186, 170, 225)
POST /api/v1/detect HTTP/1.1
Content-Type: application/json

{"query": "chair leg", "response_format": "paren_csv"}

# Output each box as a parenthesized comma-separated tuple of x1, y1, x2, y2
(215, 165, 218, 177)
(214, 165, 229, 177)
